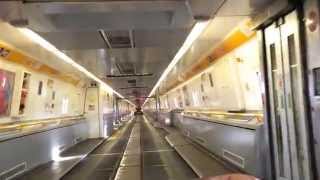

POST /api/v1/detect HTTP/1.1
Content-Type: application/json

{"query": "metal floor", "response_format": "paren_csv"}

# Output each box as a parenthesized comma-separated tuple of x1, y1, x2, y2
(14, 138, 105, 180)
(13, 115, 237, 180)
(61, 120, 135, 180)
(61, 115, 197, 180)
(141, 116, 197, 180)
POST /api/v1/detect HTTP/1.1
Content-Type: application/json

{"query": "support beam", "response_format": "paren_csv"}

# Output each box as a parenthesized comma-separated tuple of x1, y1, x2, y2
(98, 29, 112, 49)
(129, 30, 135, 48)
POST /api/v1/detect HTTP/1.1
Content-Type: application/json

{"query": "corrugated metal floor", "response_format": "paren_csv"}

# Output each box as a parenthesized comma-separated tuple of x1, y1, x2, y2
(16, 116, 199, 180)
(61, 120, 135, 180)
(14, 138, 104, 180)
(141, 116, 197, 180)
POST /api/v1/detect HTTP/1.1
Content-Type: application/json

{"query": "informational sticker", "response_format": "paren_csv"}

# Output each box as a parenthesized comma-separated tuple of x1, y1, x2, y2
(0, 47, 10, 58)
(307, 10, 318, 32)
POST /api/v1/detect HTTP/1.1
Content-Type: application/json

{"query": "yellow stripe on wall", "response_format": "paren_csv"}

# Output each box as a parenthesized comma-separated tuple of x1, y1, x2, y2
(164, 21, 256, 94)
(0, 41, 80, 85)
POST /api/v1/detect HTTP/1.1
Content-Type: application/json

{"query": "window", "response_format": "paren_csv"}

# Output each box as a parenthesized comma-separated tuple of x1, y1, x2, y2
(19, 72, 31, 115)
(38, 81, 43, 95)
(208, 73, 214, 87)
(270, 43, 285, 176)
(200, 74, 205, 92)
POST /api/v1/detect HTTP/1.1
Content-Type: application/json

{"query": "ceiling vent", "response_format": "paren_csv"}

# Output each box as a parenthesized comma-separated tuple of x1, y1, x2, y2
(116, 62, 135, 74)
(109, 35, 131, 48)
(99, 30, 134, 49)
(127, 79, 136, 84)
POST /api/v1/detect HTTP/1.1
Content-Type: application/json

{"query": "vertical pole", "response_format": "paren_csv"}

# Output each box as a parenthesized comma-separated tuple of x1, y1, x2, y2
(155, 88, 161, 121)
(115, 97, 120, 124)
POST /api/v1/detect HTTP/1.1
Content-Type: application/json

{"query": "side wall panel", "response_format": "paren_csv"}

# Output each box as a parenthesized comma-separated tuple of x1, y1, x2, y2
(0, 122, 88, 174)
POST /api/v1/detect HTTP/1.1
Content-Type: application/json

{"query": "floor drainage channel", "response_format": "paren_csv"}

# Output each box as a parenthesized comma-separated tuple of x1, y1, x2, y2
(114, 119, 141, 180)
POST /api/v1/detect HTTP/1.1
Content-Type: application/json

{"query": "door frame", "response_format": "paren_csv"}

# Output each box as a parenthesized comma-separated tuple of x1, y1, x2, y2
(257, 3, 317, 180)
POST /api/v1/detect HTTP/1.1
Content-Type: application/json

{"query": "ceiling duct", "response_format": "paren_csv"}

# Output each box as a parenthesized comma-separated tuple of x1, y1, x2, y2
(98, 30, 135, 49)
(106, 30, 132, 49)
(115, 61, 135, 74)
(127, 79, 136, 84)
(119, 86, 148, 90)
(106, 73, 153, 78)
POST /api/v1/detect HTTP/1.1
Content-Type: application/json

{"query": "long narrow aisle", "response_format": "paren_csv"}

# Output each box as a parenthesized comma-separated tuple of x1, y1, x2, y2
(114, 116, 142, 180)
(141, 116, 197, 180)
(61, 119, 135, 180)
(61, 116, 197, 180)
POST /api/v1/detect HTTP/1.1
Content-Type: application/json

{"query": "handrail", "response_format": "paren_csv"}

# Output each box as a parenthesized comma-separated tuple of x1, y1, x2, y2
(0, 115, 85, 142)
(183, 109, 263, 117)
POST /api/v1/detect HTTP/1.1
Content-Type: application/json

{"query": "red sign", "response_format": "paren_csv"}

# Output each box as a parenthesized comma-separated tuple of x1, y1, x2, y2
(307, 10, 318, 32)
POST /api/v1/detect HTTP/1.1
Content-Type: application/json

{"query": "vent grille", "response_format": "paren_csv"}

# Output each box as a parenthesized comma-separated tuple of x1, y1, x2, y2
(109, 35, 131, 48)
(116, 62, 135, 74)
(0, 162, 27, 180)
(74, 137, 83, 144)
(106, 30, 132, 49)
(127, 79, 136, 84)
(222, 149, 245, 168)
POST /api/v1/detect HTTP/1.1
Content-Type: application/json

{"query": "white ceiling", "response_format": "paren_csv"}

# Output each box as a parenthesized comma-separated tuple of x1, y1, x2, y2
(158, 0, 273, 95)
(0, 0, 273, 106)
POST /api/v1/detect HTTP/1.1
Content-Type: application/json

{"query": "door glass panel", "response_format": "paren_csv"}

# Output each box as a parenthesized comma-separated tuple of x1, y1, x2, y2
(314, 68, 320, 96)
(270, 43, 285, 176)
(287, 33, 303, 177)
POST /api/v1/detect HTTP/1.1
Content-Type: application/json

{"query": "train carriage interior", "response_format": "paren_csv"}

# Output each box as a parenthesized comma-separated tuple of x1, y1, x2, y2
(0, 0, 320, 180)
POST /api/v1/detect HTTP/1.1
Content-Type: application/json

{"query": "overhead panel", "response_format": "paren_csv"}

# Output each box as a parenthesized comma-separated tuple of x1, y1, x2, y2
(159, 0, 273, 95)
(40, 31, 106, 50)
(105, 30, 132, 49)
(23, 1, 189, 31)
(16, 0, 237, 105)
(187, 0, 225, 19)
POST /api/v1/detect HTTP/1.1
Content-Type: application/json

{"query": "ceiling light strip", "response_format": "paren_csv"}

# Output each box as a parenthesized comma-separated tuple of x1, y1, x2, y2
(18, 28, 134, 106)
(143, 21, 209, 107)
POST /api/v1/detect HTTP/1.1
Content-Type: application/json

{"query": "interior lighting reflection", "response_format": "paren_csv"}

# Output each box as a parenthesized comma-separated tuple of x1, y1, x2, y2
(18, 28, 135, 106)
(143, 21, 209, 106)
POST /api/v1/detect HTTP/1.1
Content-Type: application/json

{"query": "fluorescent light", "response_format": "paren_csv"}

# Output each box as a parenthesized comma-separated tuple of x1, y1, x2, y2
(143, 21, 209, 107)
(19, 28, 135, 106)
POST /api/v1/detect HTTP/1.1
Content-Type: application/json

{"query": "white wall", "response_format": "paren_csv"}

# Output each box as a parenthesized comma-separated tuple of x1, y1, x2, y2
(0, 57, 86, 123)
(158, 37, 263, 111)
